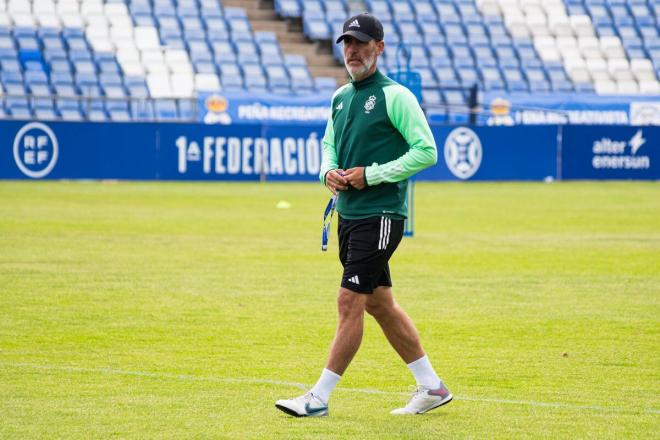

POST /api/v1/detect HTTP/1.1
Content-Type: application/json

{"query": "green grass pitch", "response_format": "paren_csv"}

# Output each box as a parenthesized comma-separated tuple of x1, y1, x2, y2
(0, 180, 658, 439)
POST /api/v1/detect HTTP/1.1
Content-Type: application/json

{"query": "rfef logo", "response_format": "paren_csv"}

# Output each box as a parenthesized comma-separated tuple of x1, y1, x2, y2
(444, 127, 482, 179)
(13, 122, 59, 178)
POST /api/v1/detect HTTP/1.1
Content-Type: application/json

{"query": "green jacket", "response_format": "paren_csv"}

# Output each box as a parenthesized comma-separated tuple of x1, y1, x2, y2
(319, 69, 438, 219)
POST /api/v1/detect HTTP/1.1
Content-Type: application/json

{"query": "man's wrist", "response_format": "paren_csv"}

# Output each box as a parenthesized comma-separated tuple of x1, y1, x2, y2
(365, 163, 381, 186)
(323, 168, 335, 185)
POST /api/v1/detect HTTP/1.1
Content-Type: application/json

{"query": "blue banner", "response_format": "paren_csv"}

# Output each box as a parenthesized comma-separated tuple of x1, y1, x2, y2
(1, 120, 327, 181)
(198, 91, 331, 125)
(159, 123, 326, 181)
(561, 125, 659, 180)
(480, 93, 660, 126)
(2, 120, 658, 181)
(421, 125, 558, 181)
(2, 120, 157, 180)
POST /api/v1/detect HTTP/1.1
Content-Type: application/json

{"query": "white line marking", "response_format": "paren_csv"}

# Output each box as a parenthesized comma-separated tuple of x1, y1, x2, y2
(1, 361, 657, 415)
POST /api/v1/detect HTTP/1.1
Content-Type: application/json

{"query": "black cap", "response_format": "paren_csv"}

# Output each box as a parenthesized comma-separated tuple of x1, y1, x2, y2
(335, 13, 384, 44)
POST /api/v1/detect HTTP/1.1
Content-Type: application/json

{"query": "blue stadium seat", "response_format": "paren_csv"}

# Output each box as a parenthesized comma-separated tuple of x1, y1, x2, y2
(51, 59, 72, 74)
(265, 65, 291, 89)
(57, 99, 83, 121)
(25, 70, 49, 85)
(314, 76, 337, 92)
(457, 68, 478, 87)
(275, 0, 302, 18)
(526, 68, 551, 93)
(154, 99, 179, 121)
(443, 90, 465, 107)
(423, 33, 445, 47)
(366, 1, 393, 22)
(101, 84, 127, 99)
(178, 99, 195, 120)
(54, 83, 78, 98)
(406, 45, 430, 68)
(212, 41, 237, 63)
(261, 53, 284, 66)
(289, 65, 314, 90)
(421, 88, 442, 106)
(62, 28, 84, 39)
(304, 16, 331, 40)
(503, 68, 528, 92)
(107, 101, 131, 122)
(50, 60, 73, 78)
(69, 49, 92, 62)
(9, 104, 33, 119)
(42, 36, 65, 52)
(284, 54, 307, 68)
(194, 60, 217, 74)
(434, 66, 460, 88)
(2, 71, 24, 89)
(86, 108, 109, 122)
(415, 67, 437, 88)
(480, 67, 505, 91)
(17, 36, 39, 51)
(200, 0, 223, 19)
(219, 62, 244, 89)
(234, 53, 256, 67)
(0, 59, 20, 72)
(131, 101, 154, 120)
(235, 41, 258, 57)
(259, 41, 282, 57)
(73, 60, 96, 75)
(596, 25, 617, 37)
(574, 82, 595, 93)
(413, 2, 438, 21)
(207, 25, 230, 42)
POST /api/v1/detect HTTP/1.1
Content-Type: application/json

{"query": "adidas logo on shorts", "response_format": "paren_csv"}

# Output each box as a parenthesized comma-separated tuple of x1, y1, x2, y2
(348, 275, 360, 285)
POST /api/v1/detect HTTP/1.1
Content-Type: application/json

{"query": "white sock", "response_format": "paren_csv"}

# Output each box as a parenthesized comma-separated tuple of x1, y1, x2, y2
(309, 368, 341, 404)
(407, 355, 442, 389)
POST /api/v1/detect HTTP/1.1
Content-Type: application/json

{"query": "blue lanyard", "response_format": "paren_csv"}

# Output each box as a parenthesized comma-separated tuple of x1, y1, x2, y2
(321, 195, 337, 251)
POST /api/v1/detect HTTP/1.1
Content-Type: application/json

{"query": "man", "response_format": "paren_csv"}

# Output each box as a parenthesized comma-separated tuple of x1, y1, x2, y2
(275, 13, 451, 417)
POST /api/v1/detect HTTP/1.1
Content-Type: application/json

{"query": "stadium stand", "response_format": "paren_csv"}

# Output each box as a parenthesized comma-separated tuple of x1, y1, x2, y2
(292, 0, 659, 120)
(0, 0, 657, 122)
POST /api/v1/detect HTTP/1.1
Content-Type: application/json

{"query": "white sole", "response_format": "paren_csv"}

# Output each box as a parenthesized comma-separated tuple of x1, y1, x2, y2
(417, 394, 453, 414)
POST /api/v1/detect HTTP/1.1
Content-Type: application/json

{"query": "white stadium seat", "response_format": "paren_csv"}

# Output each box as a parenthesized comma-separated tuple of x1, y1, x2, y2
(594, 80, 617, 95)
(195, 73, 221, 92)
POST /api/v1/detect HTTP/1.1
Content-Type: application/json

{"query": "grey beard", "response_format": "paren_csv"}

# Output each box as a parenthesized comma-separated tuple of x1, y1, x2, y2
(346, 52, 376, 81)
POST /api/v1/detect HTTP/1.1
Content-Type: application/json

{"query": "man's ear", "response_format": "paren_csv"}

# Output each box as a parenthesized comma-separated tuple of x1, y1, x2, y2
(376, 40, 385, 56)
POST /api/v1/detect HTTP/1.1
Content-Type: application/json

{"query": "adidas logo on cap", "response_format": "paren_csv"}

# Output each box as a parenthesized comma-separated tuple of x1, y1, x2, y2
(336, 13, 384, 44)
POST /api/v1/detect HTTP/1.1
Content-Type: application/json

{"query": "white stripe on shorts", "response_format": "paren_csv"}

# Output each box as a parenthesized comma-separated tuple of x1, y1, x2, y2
(378, 217, 391, 250)
(378, 217, 384, 249)
(384, 217, 391, 249)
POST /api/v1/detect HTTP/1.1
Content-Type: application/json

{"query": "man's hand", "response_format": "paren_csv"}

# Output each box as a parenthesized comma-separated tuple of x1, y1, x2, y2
(325, 169, 349, 194)
(343, 167, 367, 190)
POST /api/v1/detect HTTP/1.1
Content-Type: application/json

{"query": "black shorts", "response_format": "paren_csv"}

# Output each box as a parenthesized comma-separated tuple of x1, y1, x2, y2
(338, 215, 404, 294)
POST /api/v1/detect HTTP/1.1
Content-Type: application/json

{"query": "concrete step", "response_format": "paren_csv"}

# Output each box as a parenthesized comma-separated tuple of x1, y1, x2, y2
(221, 0, 261, 8)
(311, 56, 342, 67)
(309, 65, 349, 85)
(225, 0, 349, 88)
(245, 8, 279, 21)
(279, 42, 322, 58)
(249, 19, 290, 34)
(276, 32, 309, 44)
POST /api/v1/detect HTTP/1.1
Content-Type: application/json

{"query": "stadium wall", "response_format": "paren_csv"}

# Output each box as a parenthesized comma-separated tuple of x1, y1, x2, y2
(1, 120, 658, 181)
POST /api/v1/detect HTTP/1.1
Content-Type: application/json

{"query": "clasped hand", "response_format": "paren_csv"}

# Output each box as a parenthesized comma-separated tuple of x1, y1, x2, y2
(325, 167, 366, 194)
